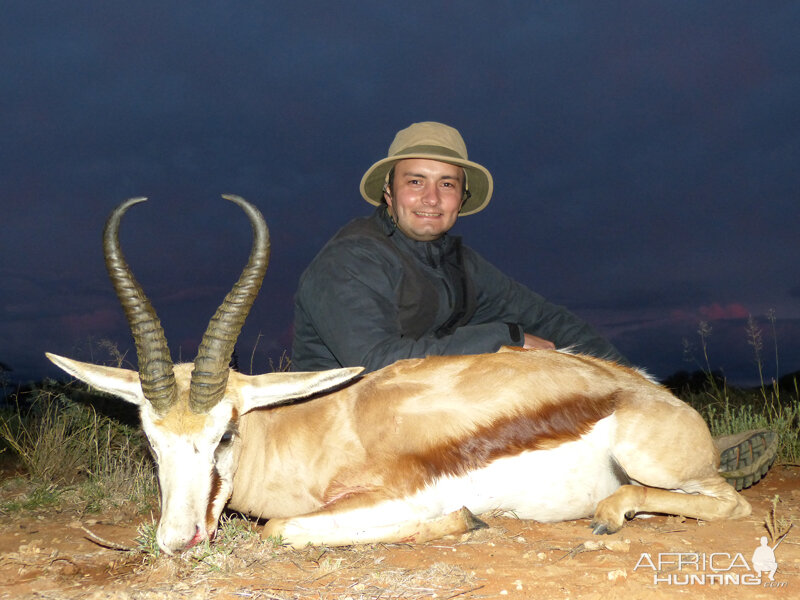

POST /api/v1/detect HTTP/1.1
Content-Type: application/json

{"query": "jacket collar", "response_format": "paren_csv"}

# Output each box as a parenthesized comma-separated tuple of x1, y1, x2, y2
(372, 205, 460, 267)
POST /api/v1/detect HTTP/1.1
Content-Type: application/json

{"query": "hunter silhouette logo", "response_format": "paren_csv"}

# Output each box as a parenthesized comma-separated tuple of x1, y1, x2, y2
(752, 536, 778, 580)
(752, 531, 790, 582)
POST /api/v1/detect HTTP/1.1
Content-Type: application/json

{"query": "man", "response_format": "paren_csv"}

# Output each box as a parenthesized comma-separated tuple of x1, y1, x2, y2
(292, 121, 776, 490)
(293, 121, 624, 373)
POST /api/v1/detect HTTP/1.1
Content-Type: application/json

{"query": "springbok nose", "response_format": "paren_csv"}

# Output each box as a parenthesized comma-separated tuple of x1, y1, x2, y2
(158, 524, 207, 555)
(185, 525, 205, 549)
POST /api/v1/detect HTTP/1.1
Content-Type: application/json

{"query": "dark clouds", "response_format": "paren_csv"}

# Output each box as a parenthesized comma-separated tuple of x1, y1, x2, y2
(2, 1, 799, 387)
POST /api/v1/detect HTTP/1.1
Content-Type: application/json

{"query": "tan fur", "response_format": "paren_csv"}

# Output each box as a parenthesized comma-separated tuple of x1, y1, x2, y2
(148, 366, 212, 434)
(155, 403, 211, 435)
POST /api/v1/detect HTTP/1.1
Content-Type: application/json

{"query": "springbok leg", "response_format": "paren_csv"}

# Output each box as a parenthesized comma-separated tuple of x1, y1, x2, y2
(591, 477, 751, 534)
(262, 505, 487, 547)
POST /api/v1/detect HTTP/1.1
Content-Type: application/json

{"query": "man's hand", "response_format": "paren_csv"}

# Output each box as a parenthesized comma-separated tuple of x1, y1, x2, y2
(523, 334, 556, 350)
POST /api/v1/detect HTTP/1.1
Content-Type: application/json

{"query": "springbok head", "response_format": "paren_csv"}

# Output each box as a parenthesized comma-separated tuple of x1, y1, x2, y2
(47, 195, 362, 554)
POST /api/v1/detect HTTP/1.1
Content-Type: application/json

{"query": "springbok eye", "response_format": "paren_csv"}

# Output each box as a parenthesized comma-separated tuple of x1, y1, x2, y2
(219, 431, 234, 445)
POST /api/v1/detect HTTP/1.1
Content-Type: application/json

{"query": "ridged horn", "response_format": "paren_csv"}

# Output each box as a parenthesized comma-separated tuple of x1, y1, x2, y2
(103, 197, 177, 414)
(189, 195, 270, 413)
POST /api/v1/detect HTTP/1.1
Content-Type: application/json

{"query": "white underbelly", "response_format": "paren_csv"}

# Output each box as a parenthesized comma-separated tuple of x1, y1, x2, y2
(416, 414, 622, 521)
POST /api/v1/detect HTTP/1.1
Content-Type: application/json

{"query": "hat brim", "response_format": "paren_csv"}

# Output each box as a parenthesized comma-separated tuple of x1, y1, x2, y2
(359, 153, 494, 216)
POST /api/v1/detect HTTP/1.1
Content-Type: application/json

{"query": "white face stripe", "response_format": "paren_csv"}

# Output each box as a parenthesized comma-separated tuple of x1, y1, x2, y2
(141, 398, 239, 554)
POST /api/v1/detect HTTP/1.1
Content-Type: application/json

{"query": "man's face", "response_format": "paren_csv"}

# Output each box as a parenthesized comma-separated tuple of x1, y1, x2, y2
(384, 158, 465, 242)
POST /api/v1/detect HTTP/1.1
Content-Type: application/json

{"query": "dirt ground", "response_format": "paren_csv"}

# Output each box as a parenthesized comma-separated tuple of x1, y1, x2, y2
(1, 466, 798, 600)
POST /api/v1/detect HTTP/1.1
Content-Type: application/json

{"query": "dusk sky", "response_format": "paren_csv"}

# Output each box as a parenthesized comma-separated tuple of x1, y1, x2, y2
(2, 1, 799, 388)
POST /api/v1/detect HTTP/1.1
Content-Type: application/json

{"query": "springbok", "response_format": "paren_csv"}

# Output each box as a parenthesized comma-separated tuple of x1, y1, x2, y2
(47, 195, 751, 554)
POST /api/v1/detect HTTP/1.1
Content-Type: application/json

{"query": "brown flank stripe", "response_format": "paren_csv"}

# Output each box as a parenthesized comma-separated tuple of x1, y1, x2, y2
(405, 392, 619, 489)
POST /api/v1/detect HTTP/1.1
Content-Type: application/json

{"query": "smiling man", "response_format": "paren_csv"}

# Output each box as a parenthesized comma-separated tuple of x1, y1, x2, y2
(291, 121, 626, 373)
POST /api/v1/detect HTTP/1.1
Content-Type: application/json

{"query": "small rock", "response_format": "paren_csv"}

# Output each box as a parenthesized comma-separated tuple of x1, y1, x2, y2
(583, 540, 604, 551)
(608, 569, 627, 581)
(604, 540, 630, 552)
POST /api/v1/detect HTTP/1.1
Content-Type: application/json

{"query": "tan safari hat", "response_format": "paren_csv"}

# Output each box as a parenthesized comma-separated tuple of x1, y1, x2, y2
(359, 122, 494, 216)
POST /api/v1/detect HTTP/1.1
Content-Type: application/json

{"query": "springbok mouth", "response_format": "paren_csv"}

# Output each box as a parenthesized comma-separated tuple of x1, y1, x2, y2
(186, 525, 205, 549)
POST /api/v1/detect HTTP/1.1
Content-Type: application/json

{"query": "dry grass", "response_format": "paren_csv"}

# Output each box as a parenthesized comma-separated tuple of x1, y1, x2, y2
(679, 315, 800, 465)
(0, 384, 156, 514)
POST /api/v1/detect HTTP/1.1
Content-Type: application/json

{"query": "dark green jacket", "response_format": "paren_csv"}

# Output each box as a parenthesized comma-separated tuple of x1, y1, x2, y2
(292, 206, 626, 372)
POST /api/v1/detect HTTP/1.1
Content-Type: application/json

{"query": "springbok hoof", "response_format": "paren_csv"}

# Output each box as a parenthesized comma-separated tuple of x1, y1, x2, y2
(590, 521, 611, 535)
(460, 508, 489, 531)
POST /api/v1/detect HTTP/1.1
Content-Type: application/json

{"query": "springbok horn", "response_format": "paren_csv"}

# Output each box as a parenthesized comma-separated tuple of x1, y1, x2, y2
(189, 195, 270, 413)
(104, 197, 177, 414)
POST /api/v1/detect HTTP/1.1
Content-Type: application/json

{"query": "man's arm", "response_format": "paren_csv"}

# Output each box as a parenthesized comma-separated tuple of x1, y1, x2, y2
(465, 249, 629, 364)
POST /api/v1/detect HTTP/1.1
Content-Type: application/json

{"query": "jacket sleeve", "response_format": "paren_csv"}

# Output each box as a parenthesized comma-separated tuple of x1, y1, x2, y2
(293, 238, 519, 372)
(465, 249, 630, 365)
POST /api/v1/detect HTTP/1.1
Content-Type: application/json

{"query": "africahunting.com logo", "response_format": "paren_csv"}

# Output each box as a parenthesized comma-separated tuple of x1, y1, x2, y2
(633, 531, 791, 587)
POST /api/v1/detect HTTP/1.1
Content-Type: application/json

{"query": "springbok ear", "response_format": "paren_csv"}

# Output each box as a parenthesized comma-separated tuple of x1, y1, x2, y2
(45, 352, 145, 406)
(237, 367, 364, 414)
